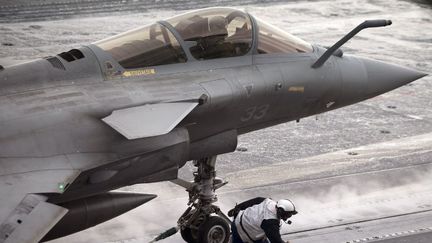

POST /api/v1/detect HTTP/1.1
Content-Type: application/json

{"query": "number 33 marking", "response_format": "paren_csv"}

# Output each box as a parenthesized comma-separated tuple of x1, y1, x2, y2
(241, 104, 270, 122)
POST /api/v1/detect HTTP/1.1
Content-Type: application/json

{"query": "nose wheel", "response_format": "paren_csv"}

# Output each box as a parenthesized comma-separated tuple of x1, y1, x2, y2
(180, 216, 229, 243)
(199, 216, 230, 243)
(173, 156, 231, 243)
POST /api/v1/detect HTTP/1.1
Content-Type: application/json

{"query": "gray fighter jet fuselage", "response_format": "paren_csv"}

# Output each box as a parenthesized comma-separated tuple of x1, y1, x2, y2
(0, 7, 426, 243)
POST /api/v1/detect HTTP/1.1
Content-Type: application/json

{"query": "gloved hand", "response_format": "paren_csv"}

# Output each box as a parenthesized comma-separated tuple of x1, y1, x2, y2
(228, 204, 240, 217)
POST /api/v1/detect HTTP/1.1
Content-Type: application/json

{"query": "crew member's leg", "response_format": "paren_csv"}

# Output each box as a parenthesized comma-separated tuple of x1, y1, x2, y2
(231, 221, 244, 243)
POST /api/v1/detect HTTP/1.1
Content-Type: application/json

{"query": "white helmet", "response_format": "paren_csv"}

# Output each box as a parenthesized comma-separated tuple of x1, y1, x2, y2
(276, 199, 297, 214)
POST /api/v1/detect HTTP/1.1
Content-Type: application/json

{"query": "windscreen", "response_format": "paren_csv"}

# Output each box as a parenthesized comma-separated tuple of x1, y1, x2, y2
(255, 17, 312, 54)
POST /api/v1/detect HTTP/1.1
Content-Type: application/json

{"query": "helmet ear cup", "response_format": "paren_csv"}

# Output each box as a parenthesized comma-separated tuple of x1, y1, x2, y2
(276, 207, 287, 218)
(276, 207, 283, 216)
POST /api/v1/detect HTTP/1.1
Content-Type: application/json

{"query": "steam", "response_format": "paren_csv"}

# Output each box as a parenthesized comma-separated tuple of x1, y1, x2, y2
(279, 165, 432, 235)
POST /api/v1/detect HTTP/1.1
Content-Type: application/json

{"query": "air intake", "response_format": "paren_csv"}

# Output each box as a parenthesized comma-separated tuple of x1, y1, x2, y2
(58, 52, 75, 62)
(68, 49, 84, 59)
(58, 49, 85, 62)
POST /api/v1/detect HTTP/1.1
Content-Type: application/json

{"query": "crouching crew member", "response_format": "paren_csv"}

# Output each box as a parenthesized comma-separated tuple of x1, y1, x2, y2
(228, 197, 297, 243)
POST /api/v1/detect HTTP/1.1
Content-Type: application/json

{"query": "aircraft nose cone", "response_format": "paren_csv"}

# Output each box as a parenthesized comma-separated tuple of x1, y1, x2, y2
(361, 58, 427, 98)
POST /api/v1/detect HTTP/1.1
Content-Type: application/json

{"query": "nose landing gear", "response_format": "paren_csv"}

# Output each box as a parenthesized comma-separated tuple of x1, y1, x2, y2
(174, 156, 231, 243)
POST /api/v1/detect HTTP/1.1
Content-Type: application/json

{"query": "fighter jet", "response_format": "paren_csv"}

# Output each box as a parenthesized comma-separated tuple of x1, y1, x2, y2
(0, 7, 426, 243)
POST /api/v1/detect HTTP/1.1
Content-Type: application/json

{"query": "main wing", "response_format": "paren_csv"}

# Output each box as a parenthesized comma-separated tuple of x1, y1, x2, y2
(0, 157, 78, 243)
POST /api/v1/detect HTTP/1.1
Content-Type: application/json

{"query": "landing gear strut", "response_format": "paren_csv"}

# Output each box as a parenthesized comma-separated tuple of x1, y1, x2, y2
(175, 156, 231, 243)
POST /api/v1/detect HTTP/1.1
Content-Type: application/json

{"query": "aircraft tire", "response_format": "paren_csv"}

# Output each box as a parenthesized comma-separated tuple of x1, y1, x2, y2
(198, 216, 230, 243)
(180, 227, 198, 243)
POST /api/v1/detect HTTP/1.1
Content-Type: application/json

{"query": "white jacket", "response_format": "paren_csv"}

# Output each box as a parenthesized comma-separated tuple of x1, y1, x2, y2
(234, 198, 279, 242)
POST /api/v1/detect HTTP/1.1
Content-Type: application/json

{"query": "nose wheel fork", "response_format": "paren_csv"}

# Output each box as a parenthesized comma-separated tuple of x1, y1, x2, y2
(173, 156, 231, 243)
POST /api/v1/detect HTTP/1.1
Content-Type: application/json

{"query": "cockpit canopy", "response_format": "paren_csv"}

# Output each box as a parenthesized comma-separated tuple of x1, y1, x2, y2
(95, 23, 187, 69)
(94, 8, 312, 70)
